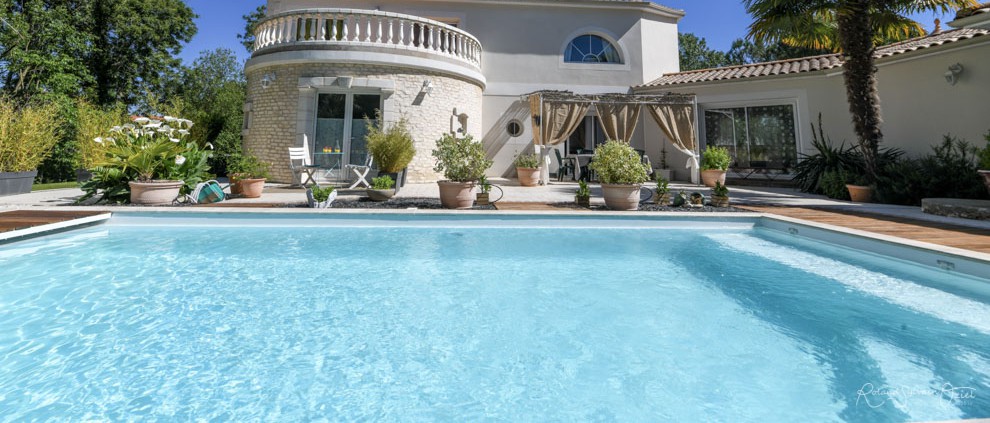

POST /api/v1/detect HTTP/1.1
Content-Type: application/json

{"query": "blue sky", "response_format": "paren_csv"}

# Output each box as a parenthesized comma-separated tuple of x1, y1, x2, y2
(177, 0, 957, 65)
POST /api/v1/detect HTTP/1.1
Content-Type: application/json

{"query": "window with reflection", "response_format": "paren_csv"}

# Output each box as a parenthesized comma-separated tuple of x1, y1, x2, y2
(564, 34, 621, 64)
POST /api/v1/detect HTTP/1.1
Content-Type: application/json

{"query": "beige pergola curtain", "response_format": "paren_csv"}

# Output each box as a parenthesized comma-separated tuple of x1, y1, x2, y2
(595, 103, 641, 142)
(648, 104, 699, 182)
(530, 99, 592, 146)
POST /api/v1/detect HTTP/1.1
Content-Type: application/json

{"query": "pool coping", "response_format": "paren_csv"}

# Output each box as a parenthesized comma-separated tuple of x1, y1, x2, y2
(0, 212, 112, 244)
(4, 206, 989, 275)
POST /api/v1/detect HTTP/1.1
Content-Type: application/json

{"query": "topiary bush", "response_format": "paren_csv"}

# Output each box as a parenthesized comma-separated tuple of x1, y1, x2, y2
(589, 140, 650, 184)
(431, 134, 492, 182)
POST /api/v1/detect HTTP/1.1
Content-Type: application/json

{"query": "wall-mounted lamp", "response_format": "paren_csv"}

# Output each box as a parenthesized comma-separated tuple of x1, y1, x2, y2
(945, 63, 963, 86)
(260, 72, 277, 89)
(422, 80, 434, 95)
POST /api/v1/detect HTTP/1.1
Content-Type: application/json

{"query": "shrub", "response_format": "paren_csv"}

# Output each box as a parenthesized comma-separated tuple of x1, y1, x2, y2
(576, 179, 591, 198)
(76, 101, 125, 169)
(0, 99, 61, 173)
(371, 175, 395, 190)
(713, 180, 728, 197)
(819, 169, 852, 200)
(366, 115, 416, 173)
(655, 175, 670, 194)
(978, 131, 990, 170)
(514, 153, 540, 168)
(478, 175, 492, 194)
(701, 145, 731, 171)
(431, 134, 492, 182)
(228, 153, 271, 179)
(793, 115, 859, 194)
(876, 135, 987, 205)
(589, 140, 650, 184)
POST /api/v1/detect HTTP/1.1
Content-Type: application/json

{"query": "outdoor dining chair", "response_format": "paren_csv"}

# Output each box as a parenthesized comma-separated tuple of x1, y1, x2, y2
(346, 155, 374, 189)
(289, 147, 318, 186)
(554, 149, 575, 181)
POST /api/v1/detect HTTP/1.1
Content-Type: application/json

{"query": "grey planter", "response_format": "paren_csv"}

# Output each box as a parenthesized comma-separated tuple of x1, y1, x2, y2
(0, 170, 37, 197)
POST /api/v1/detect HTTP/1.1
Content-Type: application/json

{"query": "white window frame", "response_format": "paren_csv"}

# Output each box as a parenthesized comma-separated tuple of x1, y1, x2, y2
(699, 98, 802, 168)
(559, 27, 631, 71)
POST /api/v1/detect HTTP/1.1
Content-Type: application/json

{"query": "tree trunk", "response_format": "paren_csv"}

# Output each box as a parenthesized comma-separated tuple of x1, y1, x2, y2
(837, 0, 883, 182)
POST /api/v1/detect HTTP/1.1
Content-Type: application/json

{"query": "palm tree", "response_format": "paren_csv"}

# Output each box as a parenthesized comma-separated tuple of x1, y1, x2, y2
(744, 0, 976, 181)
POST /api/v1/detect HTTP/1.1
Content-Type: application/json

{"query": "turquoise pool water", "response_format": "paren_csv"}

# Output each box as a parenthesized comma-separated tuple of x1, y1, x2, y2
(0, 216, 988, 421)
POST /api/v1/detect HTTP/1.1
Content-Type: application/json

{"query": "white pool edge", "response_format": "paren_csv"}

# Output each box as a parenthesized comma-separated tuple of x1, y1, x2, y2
(0, 213, 112, 244)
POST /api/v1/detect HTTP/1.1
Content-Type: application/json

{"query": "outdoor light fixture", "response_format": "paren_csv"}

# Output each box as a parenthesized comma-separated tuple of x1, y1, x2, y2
(260, 72, 277, 89)
(422, 80, 434, 95)
(944, 63, 963, 85)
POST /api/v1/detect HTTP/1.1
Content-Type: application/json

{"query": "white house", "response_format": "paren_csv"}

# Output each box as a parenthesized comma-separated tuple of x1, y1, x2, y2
(243, 0, 684, 183)
(635, 4, 990, 183)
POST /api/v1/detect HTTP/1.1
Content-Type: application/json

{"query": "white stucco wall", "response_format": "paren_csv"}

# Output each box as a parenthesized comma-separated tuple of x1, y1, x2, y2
(652, 37, 990, 165)
(267, 0, 682, 177)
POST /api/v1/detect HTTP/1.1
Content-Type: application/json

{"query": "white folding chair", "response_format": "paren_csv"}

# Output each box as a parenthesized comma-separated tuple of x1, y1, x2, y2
(289, 135, 318, 186)
(346, 155, 374, 189)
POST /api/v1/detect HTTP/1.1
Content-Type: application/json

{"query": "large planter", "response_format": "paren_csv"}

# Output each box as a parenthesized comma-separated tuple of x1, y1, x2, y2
(601, 183, 642, 211)
(236, 178, 266, 198)
(701, 169, 727, 187)
(979, 170, 990, 195)
(0, 170, 37, 197)
(367, 188, 395, 202)
(846, 184, 873, 203)
(129, 180, 183, 205)
(437, 180, 477, 209)
(516, 167, 541, 187)
(655, 169, 673, 181)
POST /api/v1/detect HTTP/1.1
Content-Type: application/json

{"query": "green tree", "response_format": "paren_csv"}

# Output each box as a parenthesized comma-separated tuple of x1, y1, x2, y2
(744, 0, 975, 180)
(175, 48, 246, 176)
(726, 38, 830, 65)
(678, 33, 730, 71)
(86, 0, 198, 106)
(237, 5, 267, 53)
(0, 0, 92, 103)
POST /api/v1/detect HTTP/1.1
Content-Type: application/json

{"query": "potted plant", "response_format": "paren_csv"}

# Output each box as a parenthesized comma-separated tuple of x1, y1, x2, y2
(711, 181, 730, 208)
(845, 174, 874, 203)
(701, 145, 731, 187)
(432, 134, 493, 209)
(307, 184, 337, 208)
(689, 191, 706, 207)
(589, 140, 651, 211)
(477, 175, 492, 205)
(229, 153, 271, 198)
(575, 179, 591, 207)
(367, 175, 396, 202)
(80, 116, 211, 205)
(514, 152, 541, 187)
(654, 175, 671, 205)
(366, 115, 416, 188)
(978, 131, 990, 195)
(0, 100, 60, 196)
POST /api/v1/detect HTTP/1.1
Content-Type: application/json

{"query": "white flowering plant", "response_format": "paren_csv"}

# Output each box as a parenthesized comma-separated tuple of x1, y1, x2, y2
(80, 116, 213, 203)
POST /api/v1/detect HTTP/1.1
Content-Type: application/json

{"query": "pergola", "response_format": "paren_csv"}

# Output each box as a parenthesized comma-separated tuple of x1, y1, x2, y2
(523, 90, 699, 184)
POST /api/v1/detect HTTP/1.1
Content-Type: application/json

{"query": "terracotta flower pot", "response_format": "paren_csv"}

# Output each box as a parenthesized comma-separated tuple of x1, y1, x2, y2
(236, 178, 266, 198)
(701, 169, 726, 187)
(601, 183, 642, 211)
(846, 184, 873, 203)
(516, 167, 541, 187)
(979, 170, 990, 195)
(129, 180, 183, 205)
(437, 180, 477, 209)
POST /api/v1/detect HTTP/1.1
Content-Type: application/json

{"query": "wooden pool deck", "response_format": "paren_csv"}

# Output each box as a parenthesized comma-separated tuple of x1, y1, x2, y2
(0, 210, 108, 233)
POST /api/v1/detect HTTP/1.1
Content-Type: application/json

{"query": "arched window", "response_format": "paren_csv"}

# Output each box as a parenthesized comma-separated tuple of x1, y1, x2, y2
(564, 34, 622, 64)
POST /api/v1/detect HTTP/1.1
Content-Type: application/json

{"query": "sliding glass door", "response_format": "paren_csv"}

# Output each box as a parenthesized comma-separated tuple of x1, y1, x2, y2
(314, 93, 381, 173)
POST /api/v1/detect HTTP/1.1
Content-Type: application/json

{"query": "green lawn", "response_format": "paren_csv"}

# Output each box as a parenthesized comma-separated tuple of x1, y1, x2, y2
(32, 182, 80, 191)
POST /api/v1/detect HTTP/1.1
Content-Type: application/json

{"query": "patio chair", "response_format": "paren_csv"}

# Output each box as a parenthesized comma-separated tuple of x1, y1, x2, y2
(554, 149, 575, 181)
(346, 155, 374, 189)
(289, 135, 318, 186)
(641, 153, 655, 176)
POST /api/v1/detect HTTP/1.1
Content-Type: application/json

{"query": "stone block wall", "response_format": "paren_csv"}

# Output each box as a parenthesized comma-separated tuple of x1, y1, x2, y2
(244, 63, 484, 184)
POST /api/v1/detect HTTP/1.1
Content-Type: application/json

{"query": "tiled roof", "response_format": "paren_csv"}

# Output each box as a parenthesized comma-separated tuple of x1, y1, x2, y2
(956, 2, 990, 19)
(639, 28, 989, 88)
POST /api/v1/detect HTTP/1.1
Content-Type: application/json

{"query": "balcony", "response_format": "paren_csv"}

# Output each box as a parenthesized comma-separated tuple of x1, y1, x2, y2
(250, 8, 484, 85)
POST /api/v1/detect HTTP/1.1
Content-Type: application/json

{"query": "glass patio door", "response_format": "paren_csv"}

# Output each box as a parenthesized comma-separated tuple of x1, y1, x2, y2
(314, 93, 381, 176)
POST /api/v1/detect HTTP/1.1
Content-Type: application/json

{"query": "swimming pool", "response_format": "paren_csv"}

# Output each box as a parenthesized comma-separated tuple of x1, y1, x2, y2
(1, 213, 988, 421)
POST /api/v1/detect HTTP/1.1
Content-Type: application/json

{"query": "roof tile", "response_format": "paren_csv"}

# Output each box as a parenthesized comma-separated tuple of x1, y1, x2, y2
(638, 28, 988, 88)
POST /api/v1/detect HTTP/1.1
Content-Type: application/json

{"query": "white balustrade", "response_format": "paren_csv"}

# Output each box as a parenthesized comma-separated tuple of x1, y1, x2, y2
(252, 8, 482, 68)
